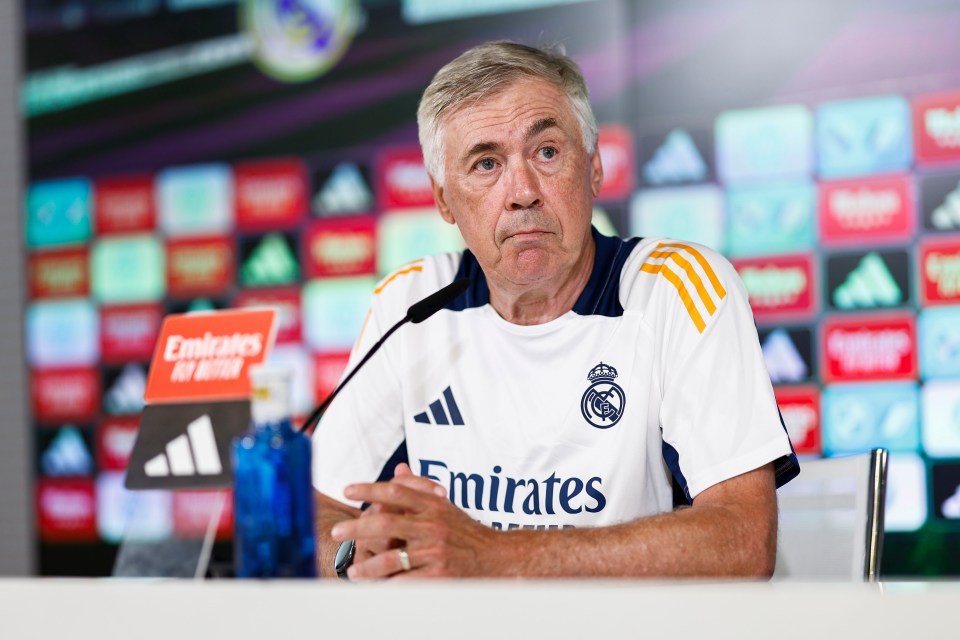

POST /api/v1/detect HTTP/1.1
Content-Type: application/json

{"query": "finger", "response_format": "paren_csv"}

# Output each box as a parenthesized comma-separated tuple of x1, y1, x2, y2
(344, 481, 444, 511)
(348, 547, 416, 580)
(394, 462, 412, 477)
(390, 473, 448, 498)
(331, 511, 425, 543)
(355, 535, 402, 559)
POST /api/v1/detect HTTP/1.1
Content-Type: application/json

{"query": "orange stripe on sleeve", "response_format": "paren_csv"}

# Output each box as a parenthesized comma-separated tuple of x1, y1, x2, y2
(658, 243, 727, 300)
(650, 249, 716, 315)
(374, 264, 423, 295)
(640, 261, 706, 333)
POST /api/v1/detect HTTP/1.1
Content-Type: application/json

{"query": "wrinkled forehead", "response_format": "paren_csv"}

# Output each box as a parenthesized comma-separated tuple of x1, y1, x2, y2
(437, 78, 577, 145)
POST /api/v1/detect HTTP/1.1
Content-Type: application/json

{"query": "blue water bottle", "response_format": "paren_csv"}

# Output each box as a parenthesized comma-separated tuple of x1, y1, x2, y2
(232, 365, 317, 578)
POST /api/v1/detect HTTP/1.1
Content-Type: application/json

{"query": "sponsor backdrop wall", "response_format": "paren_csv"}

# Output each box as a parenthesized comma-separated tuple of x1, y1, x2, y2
(22, 0, 960, 575)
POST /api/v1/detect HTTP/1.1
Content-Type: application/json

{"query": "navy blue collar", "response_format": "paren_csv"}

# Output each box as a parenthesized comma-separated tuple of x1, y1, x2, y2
(448, 227, 640, 318)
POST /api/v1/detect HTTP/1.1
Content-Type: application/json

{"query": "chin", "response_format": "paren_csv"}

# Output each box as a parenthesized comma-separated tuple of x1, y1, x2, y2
(506, 251, 560, 283)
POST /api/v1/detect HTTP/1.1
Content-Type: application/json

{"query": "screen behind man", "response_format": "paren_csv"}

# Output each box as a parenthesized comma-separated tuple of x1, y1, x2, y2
(312, 41, 799, 579)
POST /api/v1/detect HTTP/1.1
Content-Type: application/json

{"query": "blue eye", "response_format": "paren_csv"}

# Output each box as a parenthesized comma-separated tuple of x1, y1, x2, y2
(477, 158, 496, 171)
(540, 147, 557, 159)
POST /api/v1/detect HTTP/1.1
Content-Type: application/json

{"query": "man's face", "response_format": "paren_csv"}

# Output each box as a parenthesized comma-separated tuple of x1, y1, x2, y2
(430, 79, 603, 289)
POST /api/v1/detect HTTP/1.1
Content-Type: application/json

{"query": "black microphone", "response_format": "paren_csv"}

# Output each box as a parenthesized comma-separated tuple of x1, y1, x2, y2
(298, 277, 470, 434)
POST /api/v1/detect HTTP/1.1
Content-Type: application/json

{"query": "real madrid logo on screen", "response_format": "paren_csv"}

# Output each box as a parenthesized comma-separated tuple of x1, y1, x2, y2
(581, 363, 626, 429)
(243, 0, 361, 83)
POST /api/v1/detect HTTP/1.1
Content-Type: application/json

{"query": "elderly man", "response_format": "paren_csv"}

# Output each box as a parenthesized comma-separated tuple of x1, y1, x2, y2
(312, 41, 798, 579)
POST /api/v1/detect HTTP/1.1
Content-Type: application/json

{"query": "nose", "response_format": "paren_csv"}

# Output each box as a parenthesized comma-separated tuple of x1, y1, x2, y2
(506, 160, 543, 210)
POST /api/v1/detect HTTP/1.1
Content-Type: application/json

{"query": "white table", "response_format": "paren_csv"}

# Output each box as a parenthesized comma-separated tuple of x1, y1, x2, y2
(2, 579, 957, 639)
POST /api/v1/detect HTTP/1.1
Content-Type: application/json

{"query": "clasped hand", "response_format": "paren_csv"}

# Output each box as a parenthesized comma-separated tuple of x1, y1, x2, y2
(330, 463, 500, 579)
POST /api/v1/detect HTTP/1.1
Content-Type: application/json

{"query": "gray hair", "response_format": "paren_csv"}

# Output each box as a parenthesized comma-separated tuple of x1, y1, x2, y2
(416, 41, 599, 186)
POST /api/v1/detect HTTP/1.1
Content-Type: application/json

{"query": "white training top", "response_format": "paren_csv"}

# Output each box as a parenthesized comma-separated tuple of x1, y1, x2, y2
(312, 229, 798, 531)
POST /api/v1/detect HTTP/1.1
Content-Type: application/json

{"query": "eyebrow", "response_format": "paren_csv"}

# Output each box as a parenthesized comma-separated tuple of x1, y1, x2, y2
(460, 117, 560, 165)
(526, 117, 558, 139)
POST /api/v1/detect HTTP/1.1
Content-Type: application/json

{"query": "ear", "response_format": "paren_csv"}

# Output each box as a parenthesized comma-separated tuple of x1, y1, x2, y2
(430, 175, 456, 225)
(589, 148, 604, 199)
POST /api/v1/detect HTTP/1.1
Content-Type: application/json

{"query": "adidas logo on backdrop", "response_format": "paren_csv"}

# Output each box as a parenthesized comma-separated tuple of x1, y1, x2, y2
(643, 130, 708, 185)
(762, 329, 809, 383)
(104, 363, 147, 415)
(313, 163, 373, 215)
(144, 414, 222, 478)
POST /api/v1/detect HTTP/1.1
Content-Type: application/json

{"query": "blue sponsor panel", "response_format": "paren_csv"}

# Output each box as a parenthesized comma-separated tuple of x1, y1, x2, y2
(376, 209, 465, 276)
(91, 235, 166, 303)
(96, 471, 173, 543)
(25, 298, 99, 367)
(816, 95, 913, 179)
(157, 163, 233, 237)
(716, 105, 813, 184)
(629, 185, 725, 252)
(921, 380, 960, 458)
(726, 181, 816, 257)
(822, 382, 920, 455)
(25, 178, 92, 248)
(302, 275, 376, 352)
(918, 306, 960, 379)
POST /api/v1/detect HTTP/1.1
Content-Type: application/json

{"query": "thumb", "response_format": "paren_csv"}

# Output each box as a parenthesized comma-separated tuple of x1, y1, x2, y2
(394, 462, 413, 477)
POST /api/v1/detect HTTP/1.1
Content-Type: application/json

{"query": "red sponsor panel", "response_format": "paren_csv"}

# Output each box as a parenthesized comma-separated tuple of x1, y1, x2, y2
(234, 158, 308, 230)
(100, 303, 164, 364)
(233, 287, 302, 344)
(32, 368, 100, 425)
(173, 490, 233, 539)
(28, 247, 89, 298)
(774, 385, 820, 456)
(36, 478, 98, 542)
(303, 217, 377, 278)
(94, 175, 156, 234)
(97, 416, 140, 471)
(919, 237, 960, 305)
(597, 124, 636, 201)
(822, 313, 917, 382)
(732, 254, 816, 321)
(166, 236, 235, 296)
(819, 174, 914, 245)
(144, 309, 276, 402)
(376, 146, 435, 210)
(313, 351, 351, 404)
(913, 91, 960, 165)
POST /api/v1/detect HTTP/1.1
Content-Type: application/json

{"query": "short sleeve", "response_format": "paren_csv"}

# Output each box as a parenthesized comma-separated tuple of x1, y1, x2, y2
(643, 242, 799, 500)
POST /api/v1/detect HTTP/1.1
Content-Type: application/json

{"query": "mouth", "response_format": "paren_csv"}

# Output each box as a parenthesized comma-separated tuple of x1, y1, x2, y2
(504, 229, 550, 242)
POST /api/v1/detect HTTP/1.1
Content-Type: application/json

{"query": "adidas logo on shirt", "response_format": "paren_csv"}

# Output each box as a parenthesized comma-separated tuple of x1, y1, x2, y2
(413, 386, 464, 426)
(144, 414, 223, 477)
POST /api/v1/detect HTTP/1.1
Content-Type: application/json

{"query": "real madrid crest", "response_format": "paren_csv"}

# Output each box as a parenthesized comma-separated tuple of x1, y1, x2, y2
(243, 0, 362, 83)
(581, 363, 626, 429)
